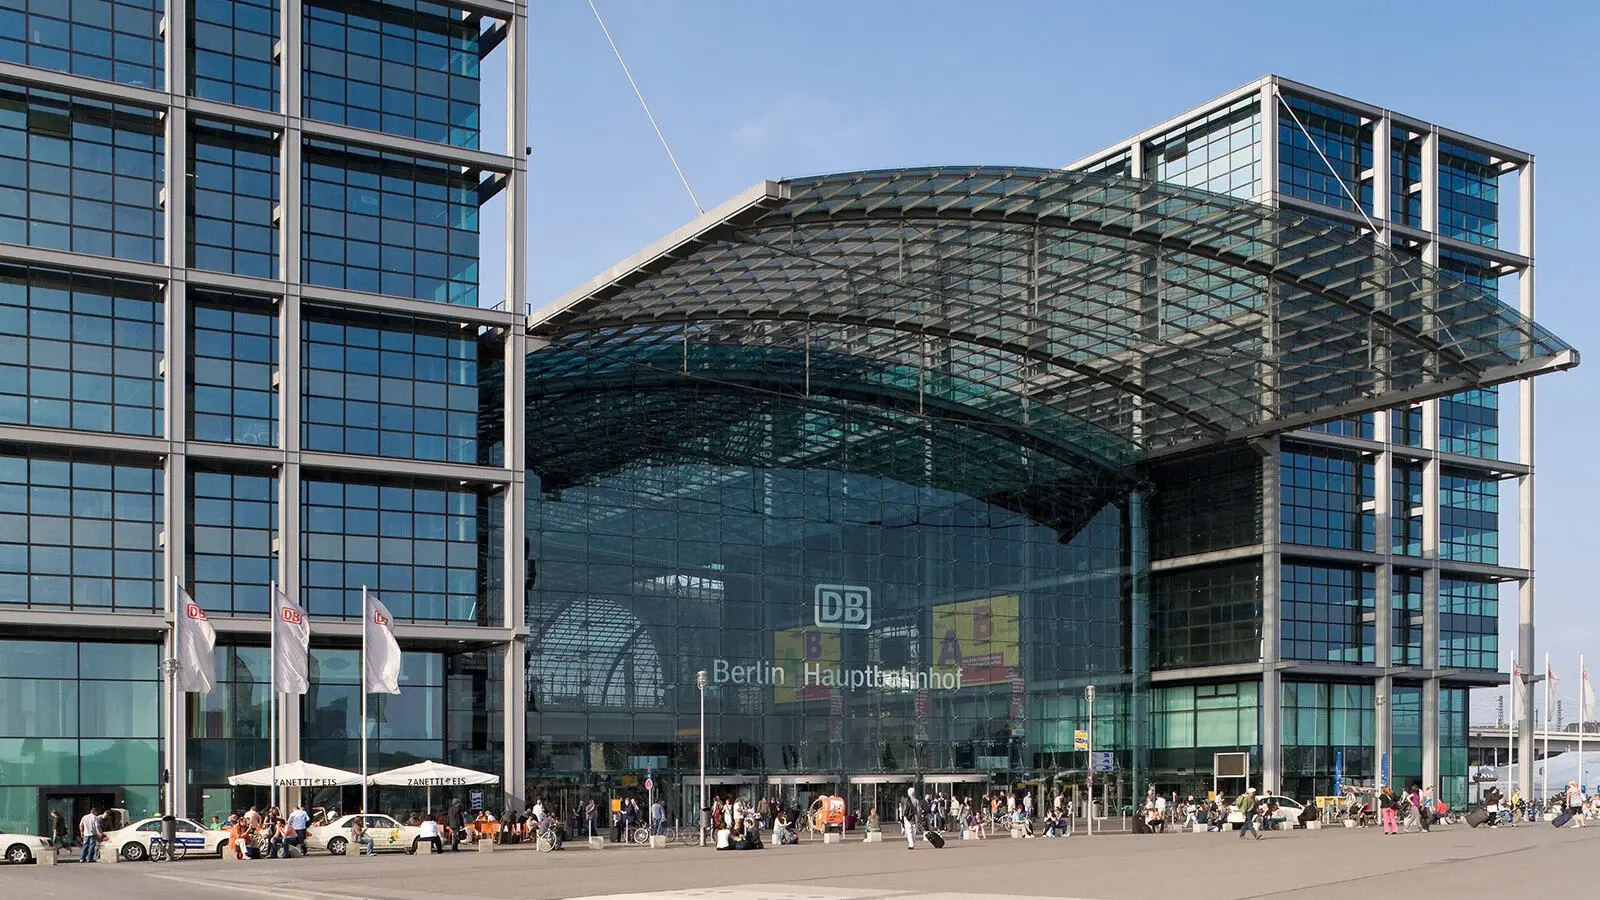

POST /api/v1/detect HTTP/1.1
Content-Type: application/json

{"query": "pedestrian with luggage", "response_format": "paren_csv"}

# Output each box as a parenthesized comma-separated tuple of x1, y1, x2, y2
(900, 787, 922, 849)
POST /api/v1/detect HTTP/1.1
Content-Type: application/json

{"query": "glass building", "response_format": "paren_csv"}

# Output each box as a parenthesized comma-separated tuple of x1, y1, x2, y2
(0, 0, 528, 835)
(1067, 75, 1553, 804)
(0, 45, 1576, 842)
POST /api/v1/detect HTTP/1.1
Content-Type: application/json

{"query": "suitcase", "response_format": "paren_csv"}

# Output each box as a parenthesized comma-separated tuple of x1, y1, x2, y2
(1466, 808, 1490, 828)
(1552, 810, 1574, 828)
(924, 830, 945, 849)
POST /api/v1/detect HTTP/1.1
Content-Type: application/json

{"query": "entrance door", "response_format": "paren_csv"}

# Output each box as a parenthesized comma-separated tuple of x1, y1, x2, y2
(40, 789, 120, 841)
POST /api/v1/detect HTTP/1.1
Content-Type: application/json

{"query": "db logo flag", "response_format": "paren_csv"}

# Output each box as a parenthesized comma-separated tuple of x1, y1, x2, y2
(174, 581, 217, 694)
(363, 589, 402, 695)
(272, 584, 311, 694)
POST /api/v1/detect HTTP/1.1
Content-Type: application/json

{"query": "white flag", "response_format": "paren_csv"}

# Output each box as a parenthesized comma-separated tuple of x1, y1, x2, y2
(173, 581, 216, 694)
(363, 591, 402, 695)
(272, 584, 311, 695)
(1513, 660, 1528, 709)
(1583, 666, 1597, 724)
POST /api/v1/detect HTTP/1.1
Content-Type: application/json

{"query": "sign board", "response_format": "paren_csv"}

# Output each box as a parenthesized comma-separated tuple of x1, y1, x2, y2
(815, 584, 871, 629)
(1090, 751, 1115, 773)
(930, 594, 1020, 686)
(645, 778, 654, 792)
(1213, 752, 1249, 779)
(470, 790, 483, 811)
(1073, 730, 1089, 751)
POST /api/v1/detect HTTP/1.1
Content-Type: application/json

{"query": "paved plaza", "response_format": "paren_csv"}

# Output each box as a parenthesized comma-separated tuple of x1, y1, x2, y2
(4, 825, 1597, 900)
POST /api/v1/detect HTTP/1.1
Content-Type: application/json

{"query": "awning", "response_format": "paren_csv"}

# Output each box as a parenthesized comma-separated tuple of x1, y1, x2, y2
(682, 775, 764, 786)
(227, 760, 364, 787)
(367, 760, 499, 787)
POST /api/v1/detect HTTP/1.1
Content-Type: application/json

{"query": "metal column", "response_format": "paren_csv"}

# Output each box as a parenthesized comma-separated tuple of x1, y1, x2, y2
(1517, 160, 1537, 802)
(1260, 436, 1282, 792)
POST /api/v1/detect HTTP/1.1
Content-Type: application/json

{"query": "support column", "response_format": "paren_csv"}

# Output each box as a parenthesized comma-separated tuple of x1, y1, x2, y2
(1421, 400, 1442, 791)
(498, 0, 531, 801)
(1260, 436, 1282, 792)
(1127, 491, 1150, 798)
(1259, 81, 1279, 205)
(1517, 160, 1537, 801)
(1371, 115, 1391, 242)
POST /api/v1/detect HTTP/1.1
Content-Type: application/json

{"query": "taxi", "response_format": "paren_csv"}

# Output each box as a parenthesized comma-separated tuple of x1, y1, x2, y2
(306, 813, 419, 855)
(104, 817, 231, 861)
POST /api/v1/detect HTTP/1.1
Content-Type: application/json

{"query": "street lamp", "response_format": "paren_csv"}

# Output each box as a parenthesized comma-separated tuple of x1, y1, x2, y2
(1084, 684, 1095, 837)
(697, 669, 708, 847)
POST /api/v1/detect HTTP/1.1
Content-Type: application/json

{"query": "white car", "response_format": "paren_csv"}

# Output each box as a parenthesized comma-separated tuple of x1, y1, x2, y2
(307, 814, 419, 855)
(104, 817, 231, 861)
(1227, 795, 1310, 827)
(1, 833, 52, 864)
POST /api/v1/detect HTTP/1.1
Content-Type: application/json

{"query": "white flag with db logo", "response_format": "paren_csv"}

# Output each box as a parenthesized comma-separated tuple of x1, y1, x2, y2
(174, 580, 217, 694)
(363, 590, 402, 695)
(273, 584, 311, 695)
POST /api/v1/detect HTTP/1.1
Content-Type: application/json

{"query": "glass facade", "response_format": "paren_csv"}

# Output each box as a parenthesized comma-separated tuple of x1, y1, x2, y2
(1150, 560, 1261, 669)
(0, 639, 162, 834)
(1438, 141, 1499, 247)
(1440, 467, 1498, 564)
(0, 0, 164, 90)
(1280, 443, 1374, 551)
(188, 465, 277, 617)
(1280, 681, 1372, 801)
(1148, 446, 1261, 559)
(1439, 577, 1498, 671)
(1280, 563, 1374, 664)
(529, 465, 1141, 814)
(1392, 569, 1423, 667)
(1142, 97, 1260, 199)
(304, 0, 482, 149)
(0, 266, 164, 436)
(187, 645, 271, 824)
(301, 474, 501, 625)
(0, 82, 164, 261)
(190, 0, 279, 112)
(189, 120, 279, 279)
(0, 447, 163, 611)
(1279, 93, 1372, 212)
(190, 294, 279, 446)
(1151, 682, 1260, 793)
(301, 140, 482, 306)
(301, 309, 500, 464)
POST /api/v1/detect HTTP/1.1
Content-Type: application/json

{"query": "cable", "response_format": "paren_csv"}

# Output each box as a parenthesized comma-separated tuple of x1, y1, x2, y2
(586, 0, 705, 215)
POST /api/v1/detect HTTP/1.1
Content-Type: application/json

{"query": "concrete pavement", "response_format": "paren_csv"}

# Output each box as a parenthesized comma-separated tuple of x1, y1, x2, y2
(2, 823, 1596, 900)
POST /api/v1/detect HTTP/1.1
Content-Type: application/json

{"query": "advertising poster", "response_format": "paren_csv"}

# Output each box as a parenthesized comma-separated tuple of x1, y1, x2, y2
(930, 594, 1020, 686)
(773, 626, 840, 704)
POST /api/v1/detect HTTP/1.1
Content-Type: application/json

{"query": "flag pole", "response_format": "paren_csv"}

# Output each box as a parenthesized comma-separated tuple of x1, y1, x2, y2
(361, 585, 369, 816)
(1580, 655, 1586, 795)
(1509, 659, 1516, 801)
(270, 579, 278, 814)
(1543, 651, 1551, 805)
(167, 576, 178, 817)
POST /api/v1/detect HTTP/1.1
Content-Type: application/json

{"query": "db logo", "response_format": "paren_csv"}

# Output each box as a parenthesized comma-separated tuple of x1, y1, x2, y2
(814, 584, 871, 630)
(280, 607, 303, 625)
(372, 611, 388, 626)
(185, 602, 207, 620)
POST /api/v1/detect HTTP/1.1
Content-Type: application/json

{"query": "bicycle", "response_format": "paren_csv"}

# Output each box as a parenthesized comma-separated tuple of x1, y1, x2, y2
(147, 837, 187, 862)
(672, 823, 713, 845)
(625, 824, 650, 845)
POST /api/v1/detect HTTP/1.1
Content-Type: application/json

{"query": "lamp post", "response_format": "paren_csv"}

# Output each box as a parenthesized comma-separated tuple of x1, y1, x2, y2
(697, 669, 708, 846)
(1084, 684, 1095, 837)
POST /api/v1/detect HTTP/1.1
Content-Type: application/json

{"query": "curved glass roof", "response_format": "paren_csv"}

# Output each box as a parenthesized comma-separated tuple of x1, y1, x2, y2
(525, 166, 1576, 527)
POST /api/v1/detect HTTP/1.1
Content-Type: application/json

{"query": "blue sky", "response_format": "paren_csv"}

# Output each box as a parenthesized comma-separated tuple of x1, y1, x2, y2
(519, 1, 1599, 721)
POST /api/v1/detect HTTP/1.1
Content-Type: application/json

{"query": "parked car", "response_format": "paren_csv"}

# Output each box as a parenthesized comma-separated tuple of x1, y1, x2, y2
(306, 814, 419, 855)
(1, 833, 52, 864)
(1227, 795, 1312, 827)
(104, 817, 231, 861)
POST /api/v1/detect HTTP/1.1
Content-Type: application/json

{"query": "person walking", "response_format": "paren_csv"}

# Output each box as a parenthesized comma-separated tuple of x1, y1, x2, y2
(78, 806, 103, 862)
(48, 809, 67, 849)
(1379, 787, 1399, 835)
(1235, 789, 1261, 840)
(288, 803, 310, 855)
(1566, 781, 1584, 827)
(447, 800, 464, 851)
(899, 787, 922, 850)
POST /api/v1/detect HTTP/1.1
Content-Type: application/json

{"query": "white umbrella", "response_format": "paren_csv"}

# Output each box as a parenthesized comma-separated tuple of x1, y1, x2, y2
(227, 760, 365, 787)
(368, 760, 500, 813)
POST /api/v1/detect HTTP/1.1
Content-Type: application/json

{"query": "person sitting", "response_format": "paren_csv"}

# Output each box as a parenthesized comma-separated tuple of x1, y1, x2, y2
(412, 816, 444, 854)
(349, 817, 376, 856)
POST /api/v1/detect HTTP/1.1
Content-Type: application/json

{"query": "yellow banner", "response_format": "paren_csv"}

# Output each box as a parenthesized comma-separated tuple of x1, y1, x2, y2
(774, 626, 840, 704)
(930, 594, 1019, 686)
